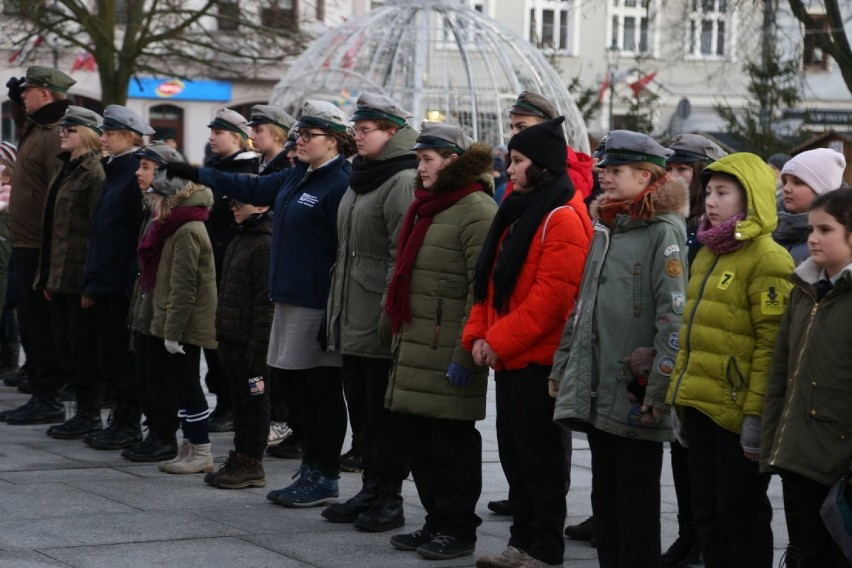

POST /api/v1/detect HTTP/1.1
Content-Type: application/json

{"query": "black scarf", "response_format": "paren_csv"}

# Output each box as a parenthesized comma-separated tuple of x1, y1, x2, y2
(474, 172, 574, 314)
(349, 154, 418, 194)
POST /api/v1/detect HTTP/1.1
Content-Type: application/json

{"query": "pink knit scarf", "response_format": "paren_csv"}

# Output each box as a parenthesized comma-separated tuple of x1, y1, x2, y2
(696, 212, 748, 255)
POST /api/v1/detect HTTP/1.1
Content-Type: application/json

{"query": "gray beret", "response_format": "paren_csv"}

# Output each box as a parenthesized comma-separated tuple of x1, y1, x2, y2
(60, 105, 103, 135)
(102, 105, 155, 136)
(134, 141, 186, 166)
(350, 92, 412, 127)
(509, 90, 558, 120)
(208, 108, 250, 139)
(667, 134, 727, 164)
(598, 130, 673, 168)
(412, 121, 473, 154)
(247, 104, 296, 132)
(294, 100, 349, 133)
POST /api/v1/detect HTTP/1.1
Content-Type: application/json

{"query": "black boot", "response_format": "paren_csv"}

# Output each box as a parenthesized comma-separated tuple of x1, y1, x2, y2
(47, 402, 102, 439)
(353, 479, 405, 532)
(0, 342, 20, 378)
(322, 470, 379, 523)
(5, 394, 65, 424)
(124, 431, 178, 462)
(88, 404, 143, 450)
(662, 517, 696, 567)
(2, 362, 27, 386)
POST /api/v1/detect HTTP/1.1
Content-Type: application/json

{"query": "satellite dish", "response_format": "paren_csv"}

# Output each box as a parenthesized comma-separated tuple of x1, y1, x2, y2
(676, 98, 692, 119)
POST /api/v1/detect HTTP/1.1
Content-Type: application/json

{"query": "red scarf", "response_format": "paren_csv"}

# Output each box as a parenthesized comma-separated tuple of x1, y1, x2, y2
(597, 173, 672, 227)
(386, 183, 482, 333)
(138, 206, 209, 292)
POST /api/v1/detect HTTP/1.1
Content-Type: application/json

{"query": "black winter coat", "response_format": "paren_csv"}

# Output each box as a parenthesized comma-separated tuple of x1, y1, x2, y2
(215, 212, 273, 364)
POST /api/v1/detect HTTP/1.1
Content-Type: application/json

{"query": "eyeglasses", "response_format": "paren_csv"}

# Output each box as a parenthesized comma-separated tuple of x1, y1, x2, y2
(59, 127, 78, 137)
(297, 130, 331, 143)
(353, 127, 380, 138)
(229, 200, 245, 210)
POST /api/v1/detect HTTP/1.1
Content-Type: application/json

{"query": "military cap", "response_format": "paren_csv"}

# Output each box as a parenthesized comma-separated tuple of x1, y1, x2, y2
(247, 104, 296, 133)
(597, 130, 673, 168)
(207, 108, 251, 139)
(509, 90, 558, 120)
(60, 105, 103, 135)
(412, 121, 473, 155)
(101, 105, 155, 136)
(350, 92, 412, 128)
(294, 100, 349, 133)
(134, 141, 186, 166)
(283, 130, 298, 152)
(592, 135, 609, 159)
(667, 134, 727, 164)
(21, 66, 76, 94)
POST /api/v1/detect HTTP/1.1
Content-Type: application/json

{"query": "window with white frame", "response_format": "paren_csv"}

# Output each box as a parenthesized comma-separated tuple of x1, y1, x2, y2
(527, 1, 574, 52)
(610, 0, 653, 54)
(687, 0, 729, 58)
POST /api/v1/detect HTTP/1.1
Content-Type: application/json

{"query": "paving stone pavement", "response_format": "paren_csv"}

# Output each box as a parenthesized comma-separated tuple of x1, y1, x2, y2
(0, 378, 789, 567)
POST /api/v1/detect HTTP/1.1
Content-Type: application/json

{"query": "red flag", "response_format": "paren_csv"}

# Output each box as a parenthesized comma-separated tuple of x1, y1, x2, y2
(8, 35, 43, 64)
(628, 71, 657, 97)
(71, 48, 96, 73)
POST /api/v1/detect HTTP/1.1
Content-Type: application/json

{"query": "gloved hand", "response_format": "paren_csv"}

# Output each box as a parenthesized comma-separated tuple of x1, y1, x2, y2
(377, 312, 392, 347)
(671, 408, 687, 448)
(446, 361, 472, 388)
(164, 339, 185, 355)
(6, 77, 24, 102)
(164, 162, 200, 183)
(316, 318, 328, 352)
(247, 350, 267, 376)
(741, 414, 761, 461)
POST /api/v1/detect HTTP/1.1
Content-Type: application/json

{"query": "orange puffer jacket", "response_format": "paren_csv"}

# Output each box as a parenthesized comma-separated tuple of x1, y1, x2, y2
(462, 190, 592, 371)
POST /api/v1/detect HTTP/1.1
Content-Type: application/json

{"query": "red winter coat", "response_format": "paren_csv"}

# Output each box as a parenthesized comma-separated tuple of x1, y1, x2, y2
(462, 190, 592, 371)
(502, 146, 594, 202)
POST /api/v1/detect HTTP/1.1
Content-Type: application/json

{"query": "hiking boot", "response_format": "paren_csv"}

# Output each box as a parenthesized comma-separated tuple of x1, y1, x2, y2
(276, 471, 339, 508)
(390, 529, 435, 551)
(417, 534, 475, 560)
(211, 453, 266, 489)
(564, 516, 595, 540)
(267, 464, 313, 502)
(88, 404, 143, 450)
(5, 395, 65, 425)
(205, 449, 237, 485)
(475, 545, 527, 568)
(321, 471, 379, 523)
(267, 421, 293, 446)
(47, 406, 102, 440)
(266, 437, 303, 459)
(340, 448, 365, 472)
(518, 556, 563, 568)
(160, 442, 213, 474)
(158, 440, 191, 471)
(353, 480, 404, 532)
(125, 431, 178, 462)
(487, 499, 513, 516)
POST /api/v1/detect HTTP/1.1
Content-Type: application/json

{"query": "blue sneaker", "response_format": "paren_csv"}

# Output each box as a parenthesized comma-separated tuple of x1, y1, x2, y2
(266, 464, 313, 503)
(277, 471, 339, 508)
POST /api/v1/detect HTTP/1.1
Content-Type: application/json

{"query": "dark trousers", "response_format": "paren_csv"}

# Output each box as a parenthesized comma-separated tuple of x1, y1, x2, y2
(49, 292, 101, 405)
(134, 332, 179, 440)
(342, 355, 409, 480)
(671, 439, 694, 527)
(407, 413, 482, 542)
(495, 365, 565, 565)
(92, 294, 136, 406)
(290, 366, 346, 477)
(780, 470, 852, 568)
(342, 357, 369, 458)
(168, 343, 208, 444)
(587, 426, 663, 568)
(204, 346, 230, 413)
(13, 247, 64, 396)
(685, 407, 773, 568)
(269, 366, 302, 438)
(219, 340, 270, 460)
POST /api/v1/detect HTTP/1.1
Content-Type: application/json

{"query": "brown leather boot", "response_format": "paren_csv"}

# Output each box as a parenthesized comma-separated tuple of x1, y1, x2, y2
(210, 452, 266, 489)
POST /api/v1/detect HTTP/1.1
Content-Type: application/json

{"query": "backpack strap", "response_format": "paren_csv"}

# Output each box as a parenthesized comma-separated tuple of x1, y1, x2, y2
(542, 205, 573, 244)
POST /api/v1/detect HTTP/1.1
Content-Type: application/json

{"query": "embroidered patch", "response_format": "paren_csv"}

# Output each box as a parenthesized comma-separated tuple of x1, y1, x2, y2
(669, 333, 680, 350)
(248, 376, 265, 396)
(665, 259, 683, 278)
(297, 193, 319, 207)
(761, 287, 784, 316)
(627, 405, 644, 427)
(658, 356, 675, 376)
(717, 271, 735, 290)
(671, 292, 685, 315)
(664, 244, 680, 256)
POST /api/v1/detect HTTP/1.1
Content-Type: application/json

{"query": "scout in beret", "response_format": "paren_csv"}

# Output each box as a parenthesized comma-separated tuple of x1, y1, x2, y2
(206, 108, 257, 180)
(348, 92, 415, 163)
(135, 141, 186, 193)
(412, 121, 473, 156)
(248, 104, 296, 175)
(292, 100, 356, 165)
(60, 105, 102, 135)
(350, 92, 412, 128)
(100, 105, 154, 158)
(667, 134, 728, 241)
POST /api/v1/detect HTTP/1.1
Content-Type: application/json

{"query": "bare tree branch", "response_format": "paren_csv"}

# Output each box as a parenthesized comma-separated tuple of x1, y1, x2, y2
(787, 0, 852, 96)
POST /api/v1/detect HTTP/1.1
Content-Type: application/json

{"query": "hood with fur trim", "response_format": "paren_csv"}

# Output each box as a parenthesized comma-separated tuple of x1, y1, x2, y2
(418, 142, 495, 195)
(588, 175, 689, 223)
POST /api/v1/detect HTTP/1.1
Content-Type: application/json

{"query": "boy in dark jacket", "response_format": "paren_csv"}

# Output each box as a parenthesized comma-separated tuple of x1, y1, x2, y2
(205, 199, 274, 489)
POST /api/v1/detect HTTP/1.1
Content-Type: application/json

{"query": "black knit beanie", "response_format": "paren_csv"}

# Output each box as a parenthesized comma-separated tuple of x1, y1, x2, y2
(507, 116, 567, 174)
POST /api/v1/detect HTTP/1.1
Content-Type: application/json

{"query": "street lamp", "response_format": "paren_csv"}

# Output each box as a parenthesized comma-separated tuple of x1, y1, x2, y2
(606, 41, 620, 130)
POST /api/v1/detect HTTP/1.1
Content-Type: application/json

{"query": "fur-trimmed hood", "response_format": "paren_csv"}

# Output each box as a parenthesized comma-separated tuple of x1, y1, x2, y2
(418, 141, 495, 195)
(589, 175, 689, 224)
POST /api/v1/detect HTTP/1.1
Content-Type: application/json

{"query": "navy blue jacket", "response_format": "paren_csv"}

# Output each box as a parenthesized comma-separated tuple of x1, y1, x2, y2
(198, 154, 351, 309)
(81, 152, 144, 298)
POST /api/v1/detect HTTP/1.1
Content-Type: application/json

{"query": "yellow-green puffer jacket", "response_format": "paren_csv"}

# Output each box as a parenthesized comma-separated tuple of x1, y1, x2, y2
(666, 153, 794, 434)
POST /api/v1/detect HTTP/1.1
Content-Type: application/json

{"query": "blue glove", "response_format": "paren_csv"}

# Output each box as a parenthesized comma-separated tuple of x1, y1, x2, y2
(446, 362, 472, 388)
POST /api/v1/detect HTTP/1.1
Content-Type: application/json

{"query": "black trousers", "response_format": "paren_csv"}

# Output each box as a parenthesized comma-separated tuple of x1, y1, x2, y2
(204, 346, 230, 412)
(685, 407, 773, 568)
(269, 366, 302, 438)
(779, 470, 852, 568)
(134, 332, 179, 440)
(169, 343, 208, 444)
(407, 413, 482, 542)
(342, 356, 369, 458)
(671, 439, 693, 527)
(13, 247, 64, 396)
(49, 292, 101, 405)
(587, 426, 663, 568)
(495, 365, 565, 565)
(219, 340, 270, 460)
(290, 366, 346, 477)
(92, 294, 136, 406)
(342, 355, 409, 480)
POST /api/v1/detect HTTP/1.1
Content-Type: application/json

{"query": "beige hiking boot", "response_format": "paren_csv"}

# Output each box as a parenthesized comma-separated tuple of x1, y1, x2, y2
(157, 439, 190, 471)
(475, 546, 527, 568)
(160, 442, 214, 474)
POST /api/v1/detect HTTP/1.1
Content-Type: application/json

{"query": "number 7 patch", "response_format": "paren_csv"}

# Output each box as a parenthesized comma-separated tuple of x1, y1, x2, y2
(717, 271, 735, 290)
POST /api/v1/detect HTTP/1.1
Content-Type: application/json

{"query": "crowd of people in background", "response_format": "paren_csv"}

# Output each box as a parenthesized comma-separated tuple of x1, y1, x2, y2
(0, 64, 851, 568)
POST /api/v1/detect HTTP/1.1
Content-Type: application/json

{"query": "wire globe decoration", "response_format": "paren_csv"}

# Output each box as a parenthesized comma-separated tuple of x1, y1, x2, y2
(270, 0, 589, 151)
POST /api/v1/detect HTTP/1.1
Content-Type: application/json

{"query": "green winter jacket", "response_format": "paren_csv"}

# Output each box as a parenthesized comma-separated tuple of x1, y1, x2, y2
(552, 177, 689, 442)
(149, 185, 218, 349)
(667, 153, 794, 434)
(385, 143, 497, 421)
(761, 260, 852, 486)
(327, 126, 418, 358)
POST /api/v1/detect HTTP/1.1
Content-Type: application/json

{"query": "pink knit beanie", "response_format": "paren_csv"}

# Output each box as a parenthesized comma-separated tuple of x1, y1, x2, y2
(781, 148, 846, 195)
